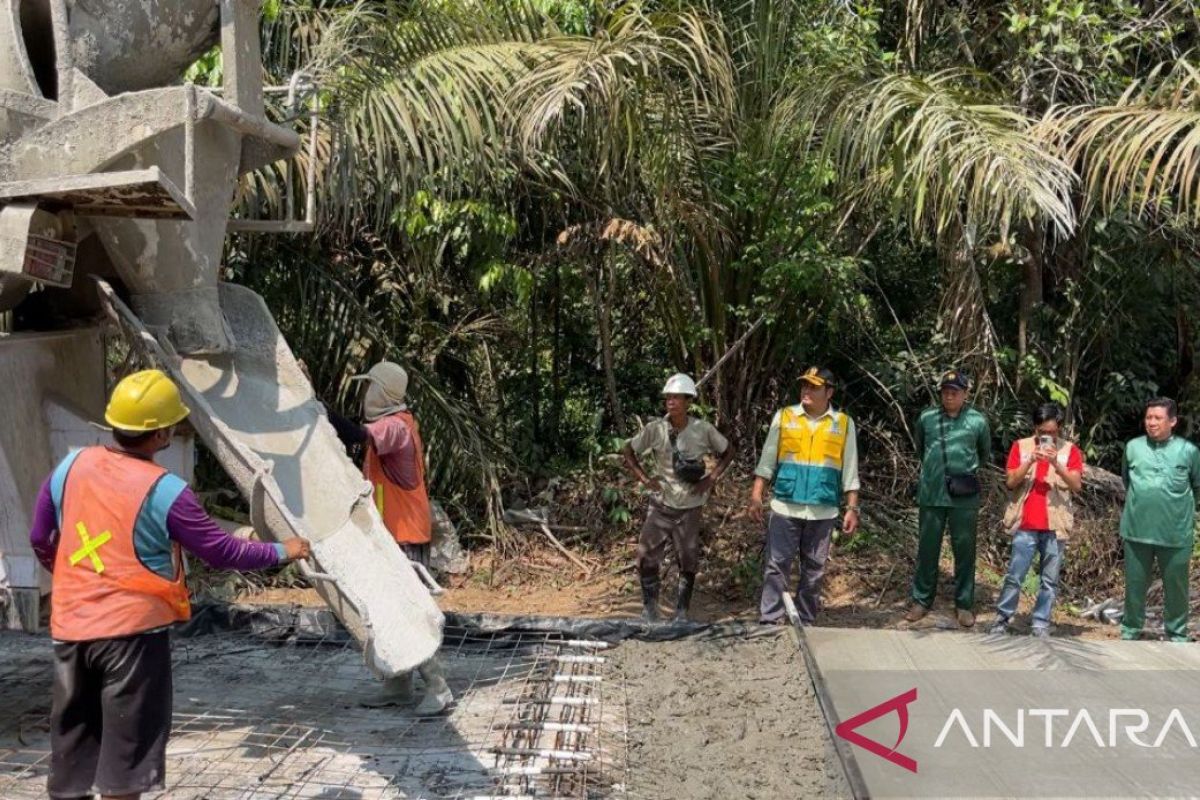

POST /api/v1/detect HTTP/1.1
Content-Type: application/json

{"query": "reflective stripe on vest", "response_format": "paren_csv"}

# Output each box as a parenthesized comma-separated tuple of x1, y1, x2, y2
(773, 408, 847, 507)
(50, 447, 191, 642)
(364, 412, 432, 545)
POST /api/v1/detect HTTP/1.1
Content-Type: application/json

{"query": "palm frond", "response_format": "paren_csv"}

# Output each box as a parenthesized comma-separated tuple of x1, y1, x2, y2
(814, 69, 1077, 241)
(1045, 61, 1200, 224)
(252, 1, 552, 230)
(506, 6, 735, 195)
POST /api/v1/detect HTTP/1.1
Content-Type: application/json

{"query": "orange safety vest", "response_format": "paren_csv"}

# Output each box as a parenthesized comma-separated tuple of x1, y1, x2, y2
(49, 447, 191, 642)
(364, 411, 432, 545)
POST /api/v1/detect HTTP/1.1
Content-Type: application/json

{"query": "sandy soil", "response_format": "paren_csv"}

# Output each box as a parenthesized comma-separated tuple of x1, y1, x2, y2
(614, 630, 849, 800)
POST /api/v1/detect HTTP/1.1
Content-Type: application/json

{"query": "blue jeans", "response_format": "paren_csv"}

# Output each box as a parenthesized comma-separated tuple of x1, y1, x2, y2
(995, 530, 1063, 630)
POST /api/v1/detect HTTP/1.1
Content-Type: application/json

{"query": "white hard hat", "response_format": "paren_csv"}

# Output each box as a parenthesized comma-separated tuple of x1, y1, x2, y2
(661, 373, 697, 396)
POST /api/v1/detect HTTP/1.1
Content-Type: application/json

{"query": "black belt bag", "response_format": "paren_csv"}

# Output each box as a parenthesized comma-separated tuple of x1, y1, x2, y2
(939, 413, 980, 497)
(944, 473, 981, 497)
(669, 426, 707, 484)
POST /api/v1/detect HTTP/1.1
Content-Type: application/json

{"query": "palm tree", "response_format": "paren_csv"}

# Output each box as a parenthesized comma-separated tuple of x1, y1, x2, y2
(244, 0, 1200, 442)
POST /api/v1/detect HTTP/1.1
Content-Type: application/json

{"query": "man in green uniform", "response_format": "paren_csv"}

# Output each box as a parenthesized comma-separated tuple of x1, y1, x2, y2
(1120, 397, 1200, 642)
(905, 369, 992, 627)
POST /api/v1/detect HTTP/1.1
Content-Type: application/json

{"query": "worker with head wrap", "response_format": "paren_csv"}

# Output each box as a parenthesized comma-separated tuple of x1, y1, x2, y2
(325, 361, 433, 566)
(321, 361, 450, 715)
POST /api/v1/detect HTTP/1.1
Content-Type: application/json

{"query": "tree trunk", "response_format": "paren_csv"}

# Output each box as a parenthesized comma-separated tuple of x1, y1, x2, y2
(550, 261, 562, 441)
(529, 266, 540, 445)
(592, 247, 624, 431)
(1017, 226, 1045, 390)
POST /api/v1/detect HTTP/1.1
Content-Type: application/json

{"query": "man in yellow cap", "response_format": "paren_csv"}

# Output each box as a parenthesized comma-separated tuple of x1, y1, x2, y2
(28, 369, 311, 800)
(749, 367, 860, 625)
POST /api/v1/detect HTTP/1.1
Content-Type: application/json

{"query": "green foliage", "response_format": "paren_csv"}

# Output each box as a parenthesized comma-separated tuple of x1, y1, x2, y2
(602, 486, 632, 525)
(213, 0, 1200, 536)
(729, 549, 763, 599)
(183, 46, 222, 86)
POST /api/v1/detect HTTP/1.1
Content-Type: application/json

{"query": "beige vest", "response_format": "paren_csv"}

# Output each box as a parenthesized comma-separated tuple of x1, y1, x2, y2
(1002, 437, 1077, 538)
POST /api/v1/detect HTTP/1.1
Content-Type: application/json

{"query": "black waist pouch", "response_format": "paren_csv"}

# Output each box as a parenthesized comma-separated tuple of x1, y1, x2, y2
(669, 426, 707, 483)
(672, 450, 707, 483)
(945, 473, 980, 497)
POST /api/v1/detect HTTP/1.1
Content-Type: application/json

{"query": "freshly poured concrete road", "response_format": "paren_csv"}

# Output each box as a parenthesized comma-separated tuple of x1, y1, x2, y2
(804, 627, 1200, 798)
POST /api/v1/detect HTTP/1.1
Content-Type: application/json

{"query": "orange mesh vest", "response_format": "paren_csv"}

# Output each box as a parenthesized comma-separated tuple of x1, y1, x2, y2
(50, 447, 191, 641)
(364, 412, 432, 545)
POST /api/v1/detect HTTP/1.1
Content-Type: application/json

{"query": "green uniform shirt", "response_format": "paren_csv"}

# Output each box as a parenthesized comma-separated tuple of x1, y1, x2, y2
(1121, 435, 1200, 548)
(914, 405, 992, 508)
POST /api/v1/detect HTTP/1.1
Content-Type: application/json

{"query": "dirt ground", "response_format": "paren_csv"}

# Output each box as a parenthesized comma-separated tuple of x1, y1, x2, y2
(614, 630, 849, 800)
(231, 462, 1131, 640)
(237, 547, 1121, 641)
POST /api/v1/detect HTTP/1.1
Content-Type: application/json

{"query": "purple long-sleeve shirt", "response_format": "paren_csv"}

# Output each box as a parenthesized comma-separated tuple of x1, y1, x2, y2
(29, 474, 283, 573)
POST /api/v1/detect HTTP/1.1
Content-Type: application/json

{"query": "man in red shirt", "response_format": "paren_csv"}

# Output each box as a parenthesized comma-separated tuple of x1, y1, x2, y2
(990, 402, 1084, 638)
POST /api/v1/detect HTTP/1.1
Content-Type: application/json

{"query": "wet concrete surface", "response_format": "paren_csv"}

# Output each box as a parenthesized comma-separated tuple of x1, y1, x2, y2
(615, 629, 849, 799)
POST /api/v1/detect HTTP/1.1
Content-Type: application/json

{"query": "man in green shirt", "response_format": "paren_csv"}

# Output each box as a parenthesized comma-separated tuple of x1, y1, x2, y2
(1120, 397, 1200, 642)
(905, 369, 992, 627)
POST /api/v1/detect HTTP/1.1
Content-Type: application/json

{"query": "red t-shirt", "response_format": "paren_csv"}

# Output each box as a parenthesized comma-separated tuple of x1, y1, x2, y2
(1006, 441, 1084, 531)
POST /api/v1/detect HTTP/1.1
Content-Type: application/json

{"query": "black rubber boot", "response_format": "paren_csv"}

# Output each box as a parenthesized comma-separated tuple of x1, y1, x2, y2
(640, 570, 661, 622)
(673, 572, 696, 622)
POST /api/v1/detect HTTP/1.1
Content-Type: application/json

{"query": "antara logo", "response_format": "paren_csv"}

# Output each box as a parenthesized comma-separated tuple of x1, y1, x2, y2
(835, 687, 919, 773)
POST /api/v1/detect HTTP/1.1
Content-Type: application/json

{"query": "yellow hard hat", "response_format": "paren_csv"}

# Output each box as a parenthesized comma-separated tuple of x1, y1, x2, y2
(104, 369, 190, 432)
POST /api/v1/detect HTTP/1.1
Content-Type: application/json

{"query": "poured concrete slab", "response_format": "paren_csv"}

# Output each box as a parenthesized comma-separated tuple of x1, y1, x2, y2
(804, 627, 1200, 798)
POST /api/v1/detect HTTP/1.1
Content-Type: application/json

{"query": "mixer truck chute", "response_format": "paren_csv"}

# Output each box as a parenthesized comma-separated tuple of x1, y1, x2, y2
(0, 0, 444, 677)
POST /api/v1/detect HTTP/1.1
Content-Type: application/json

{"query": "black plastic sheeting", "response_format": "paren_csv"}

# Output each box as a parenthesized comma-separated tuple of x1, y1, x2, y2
(179, 602, 779, 646)
(180, 602, 352, 644)
(444, 610, 776, 643)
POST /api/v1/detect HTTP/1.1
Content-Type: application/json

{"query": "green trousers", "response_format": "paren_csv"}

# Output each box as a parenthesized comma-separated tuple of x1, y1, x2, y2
(1122, 540, 1191, 641)
(910, 506, 979, 610)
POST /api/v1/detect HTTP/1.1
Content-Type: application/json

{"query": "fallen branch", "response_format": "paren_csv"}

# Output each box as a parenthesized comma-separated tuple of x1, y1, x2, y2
(874, 563, 897, 608)
(696, 314, 767, 389)
(502, 507, 592, 575)
(538, 522, 592, 574)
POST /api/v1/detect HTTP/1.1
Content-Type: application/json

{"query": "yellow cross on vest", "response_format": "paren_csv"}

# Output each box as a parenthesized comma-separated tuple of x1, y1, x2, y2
(70, 522, 112, 574)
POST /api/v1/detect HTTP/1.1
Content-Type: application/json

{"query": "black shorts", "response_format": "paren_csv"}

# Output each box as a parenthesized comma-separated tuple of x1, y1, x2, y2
(48, 629, 173, 798)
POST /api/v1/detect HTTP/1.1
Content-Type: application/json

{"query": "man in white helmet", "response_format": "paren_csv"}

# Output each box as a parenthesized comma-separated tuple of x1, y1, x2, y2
(621, 373, 735, 621)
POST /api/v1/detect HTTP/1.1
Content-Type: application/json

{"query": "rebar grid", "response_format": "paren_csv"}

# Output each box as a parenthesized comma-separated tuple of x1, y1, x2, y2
(490, 638, 624, 799)
(0, 621, 628, 799)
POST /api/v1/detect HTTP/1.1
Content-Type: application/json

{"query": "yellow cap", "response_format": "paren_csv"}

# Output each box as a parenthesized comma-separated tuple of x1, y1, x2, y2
(104, 369, 190, 432)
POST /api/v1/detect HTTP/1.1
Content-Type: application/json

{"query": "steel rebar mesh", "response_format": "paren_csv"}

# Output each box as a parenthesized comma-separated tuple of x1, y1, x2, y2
(0, 616, 628, 799)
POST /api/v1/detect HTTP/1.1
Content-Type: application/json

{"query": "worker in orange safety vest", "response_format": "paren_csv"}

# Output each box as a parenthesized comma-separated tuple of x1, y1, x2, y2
(325, 361, 433, 564)
(321, 360, 452, 716)
(29, 369, 311, 800)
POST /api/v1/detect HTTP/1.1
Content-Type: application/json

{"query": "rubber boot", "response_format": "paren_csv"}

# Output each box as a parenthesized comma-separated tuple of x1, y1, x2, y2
(640, 570, 661, 622)
(413, 658, 454, 716)
(673, 572, 696, 622)
(359, 671, 416, 708)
